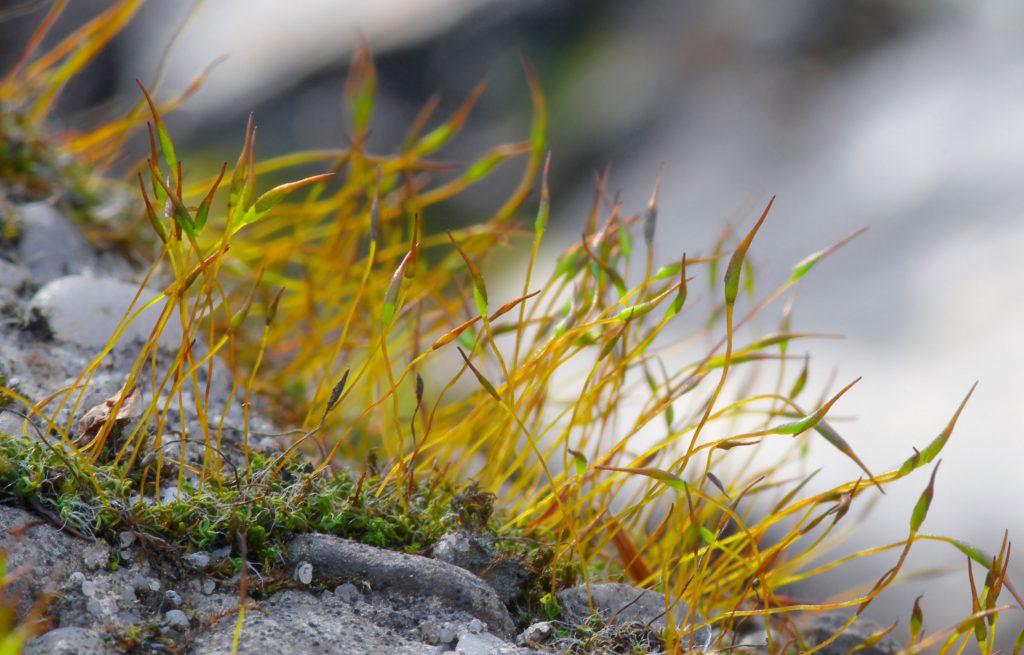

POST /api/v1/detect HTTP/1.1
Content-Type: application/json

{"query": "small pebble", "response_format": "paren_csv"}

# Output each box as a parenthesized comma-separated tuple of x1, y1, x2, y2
(165, 590, 183, 607)
(467, 618, 484, 634)
(518, 621, 554, 646)
(118, 531, 135, 547)
(119, 585, 137, 604)
(81, 580, 97, 597)
(68, 571, 85, 586)
(164, 609, 189, 629)
(183, 551, 211, 570)
(437, 622, 457, 644)
(202, 578, 216, 595)
(82, 545, 109, 571)
(294, 561, 313, 585)
(86, 597, 104, 617)
(333, 582, 358, 602)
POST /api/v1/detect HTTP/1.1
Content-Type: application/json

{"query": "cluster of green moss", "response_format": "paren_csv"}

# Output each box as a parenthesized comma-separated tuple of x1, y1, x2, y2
(0, 434, 460, 571)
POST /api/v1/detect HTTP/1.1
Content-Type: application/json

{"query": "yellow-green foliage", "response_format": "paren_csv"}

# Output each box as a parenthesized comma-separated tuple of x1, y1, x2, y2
(0, 4, 1019, 654)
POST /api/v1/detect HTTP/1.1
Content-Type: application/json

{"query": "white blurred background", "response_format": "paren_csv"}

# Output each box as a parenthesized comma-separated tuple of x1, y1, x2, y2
(4, 0, 1023, 641)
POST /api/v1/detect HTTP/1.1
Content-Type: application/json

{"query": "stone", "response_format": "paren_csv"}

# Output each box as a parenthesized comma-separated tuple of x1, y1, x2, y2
(187, 589, 460, 655)
(556, 582, 713, 651)
(421, 620, 458, 645)
(15, 203, 98, 284)
(516, 621, 554, 647)
(165, 609, 190, 629)
(452, 630, 513, 655)
(0, 505, 97, 620)
(802, 612, 902, 655)
(333, 582, 358, 602)
(23, 627, 116, 655)
(0, 258, 31, 292)
(286, 533, 515, 637)
(431, 530, 529, 605)
(183, 548, 210, 569)
(29, 275, 183, 350)
(294, 561, 313, 584)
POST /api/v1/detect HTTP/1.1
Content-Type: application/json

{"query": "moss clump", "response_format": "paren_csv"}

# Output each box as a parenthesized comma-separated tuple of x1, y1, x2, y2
(0, 433, 463, 572)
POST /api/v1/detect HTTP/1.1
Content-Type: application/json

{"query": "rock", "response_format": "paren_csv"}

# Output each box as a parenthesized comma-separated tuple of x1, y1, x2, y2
(29, 275, 183, 350)
(516, 621, 554, 647)
(0, 258, 31, 293)
(164, 608, 190, 629)
(23, 626, 116, 655)
(188, 589, 474, 655)
(0, 504, 97, 620)
(333, 582, 358, 602)
(556, 582, 713, 651)
(15, 203, 98, 284)
(183, 551, 212, 570)
(287, 533, 515, 637)
(802, 612, 902, 655)
(421, 620, 458, 645)
(451, 630, 518, 655)
(430, 530, 530, 605)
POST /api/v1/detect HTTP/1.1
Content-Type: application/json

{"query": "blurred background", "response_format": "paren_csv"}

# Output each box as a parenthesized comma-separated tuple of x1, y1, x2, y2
(3, 0, 1023, 640)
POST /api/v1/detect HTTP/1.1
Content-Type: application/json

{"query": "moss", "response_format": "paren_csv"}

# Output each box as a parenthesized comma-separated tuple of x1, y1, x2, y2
(0, 433, 459, 571)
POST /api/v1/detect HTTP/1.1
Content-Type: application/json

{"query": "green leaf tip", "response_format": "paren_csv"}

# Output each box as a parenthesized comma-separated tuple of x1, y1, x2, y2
(724, 196, 774, 305)
(910, 460, 941, 534)
(898, 381, 978, 477)
(791, 226, 868, 282)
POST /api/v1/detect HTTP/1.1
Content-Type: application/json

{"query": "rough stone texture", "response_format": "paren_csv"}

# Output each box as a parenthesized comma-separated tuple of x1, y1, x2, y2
(556, 582, 713, 651)
(30, 274, 183, 349)
(446, 630, 527, 655)
(0, 504, 105, 622)
(187, 588, 536, 655)
(0, 258, 31, 293)
(430, 530, 529, 605)
(15, 202, 100, 284)
(22, 626, 117, 655)
(287, 533, 516, 638)
(802, 611, 902, 655)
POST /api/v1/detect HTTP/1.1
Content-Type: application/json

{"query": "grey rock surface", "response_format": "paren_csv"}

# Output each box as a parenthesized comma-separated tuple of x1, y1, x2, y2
(430, 530, 529, 605)
(802, 612, 901, 655)
(30, 274, 183, 349)
(287, 533, 516, 637)
(187, 588, 531, 655)
(0, 258, 31, 293)
(0, 504, 103, 620)
(22, 626, 117, 655)
(556, 582, 713, 651)
(15, 202, 100, 284)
